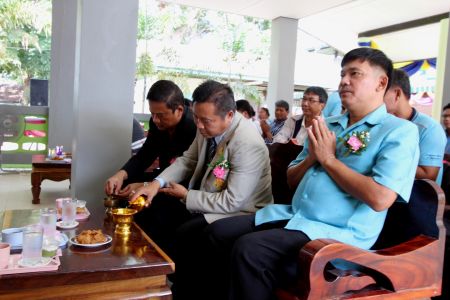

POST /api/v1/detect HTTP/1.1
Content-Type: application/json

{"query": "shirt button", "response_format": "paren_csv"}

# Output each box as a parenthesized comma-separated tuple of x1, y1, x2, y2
(303, 194, 308, 199)
(312, 172, 317, 176)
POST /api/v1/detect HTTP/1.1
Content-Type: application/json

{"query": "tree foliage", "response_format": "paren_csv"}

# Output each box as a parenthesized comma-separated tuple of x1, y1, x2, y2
(136, 0, 270, 104)
(1, 0, 270, 106)
(0, 0, 51, 83)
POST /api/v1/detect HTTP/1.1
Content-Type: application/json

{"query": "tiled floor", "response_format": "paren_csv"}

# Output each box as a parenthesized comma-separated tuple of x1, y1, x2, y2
(0, 171, 71, 212)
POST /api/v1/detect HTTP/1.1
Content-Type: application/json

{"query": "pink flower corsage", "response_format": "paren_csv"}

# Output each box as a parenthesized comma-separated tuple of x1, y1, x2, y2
(339, 130, 370, 156)
(213, 166, 227, 179)
(208, 156, 230, 189)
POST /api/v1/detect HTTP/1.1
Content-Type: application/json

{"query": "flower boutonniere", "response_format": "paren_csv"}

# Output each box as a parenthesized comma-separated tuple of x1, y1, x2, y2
(208, 155, 230, 189)
(338, 130, 370, 156)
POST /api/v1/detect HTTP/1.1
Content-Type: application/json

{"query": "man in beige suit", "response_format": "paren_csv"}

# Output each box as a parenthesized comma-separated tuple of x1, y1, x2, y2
(131, 80, 272, 300)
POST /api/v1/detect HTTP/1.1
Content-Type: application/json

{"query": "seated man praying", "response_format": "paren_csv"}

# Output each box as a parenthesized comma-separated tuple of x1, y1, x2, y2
(206, 47, 420, 300)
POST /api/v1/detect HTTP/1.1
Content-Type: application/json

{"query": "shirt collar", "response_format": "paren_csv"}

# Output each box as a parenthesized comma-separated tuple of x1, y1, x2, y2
(273, 118, 286, 124)
(329, 104, 387, 130)
(212, 114, 235, 144)
(301, 113, 323, 128)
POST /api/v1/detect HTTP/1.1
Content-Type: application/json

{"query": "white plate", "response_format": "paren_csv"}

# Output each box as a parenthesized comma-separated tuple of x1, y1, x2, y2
(70, 235, 112, 248)
(56, 221, 79, 229)
(17, 257, 52, 268)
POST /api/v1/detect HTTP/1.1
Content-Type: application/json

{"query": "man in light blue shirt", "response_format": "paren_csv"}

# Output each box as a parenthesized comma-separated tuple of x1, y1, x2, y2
(384, 69, 446, 184)
(322, 91, 342, 117)
(206, 48, 420, 300)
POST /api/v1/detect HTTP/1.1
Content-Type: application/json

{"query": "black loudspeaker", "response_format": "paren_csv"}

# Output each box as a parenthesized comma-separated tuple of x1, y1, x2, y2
(30, 79, 48, 106)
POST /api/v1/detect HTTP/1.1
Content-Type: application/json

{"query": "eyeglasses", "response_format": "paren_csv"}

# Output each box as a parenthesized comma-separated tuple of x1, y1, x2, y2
(301, 97, 321, 104)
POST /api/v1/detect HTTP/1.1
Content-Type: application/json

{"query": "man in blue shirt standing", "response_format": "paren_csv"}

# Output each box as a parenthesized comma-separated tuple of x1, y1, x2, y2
(384, 68, 446, 184)
(206, 48, 420, 300)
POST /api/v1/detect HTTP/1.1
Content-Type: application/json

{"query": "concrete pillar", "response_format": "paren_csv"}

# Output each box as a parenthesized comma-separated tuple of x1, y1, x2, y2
(435, 14, 450, 120)
(50, 0, 139, 203)
(49, 0, 77, 151)
(266, 17, 298, 116)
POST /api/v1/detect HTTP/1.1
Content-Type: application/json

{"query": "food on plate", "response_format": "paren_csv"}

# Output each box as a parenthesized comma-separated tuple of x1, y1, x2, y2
(58, 206, 86, 215)
(75, 229, 107, 244)
(76, 207, 86, 214)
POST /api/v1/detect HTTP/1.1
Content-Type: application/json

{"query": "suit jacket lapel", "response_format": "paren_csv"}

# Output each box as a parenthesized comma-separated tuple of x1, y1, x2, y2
(189, 136, 208, 189)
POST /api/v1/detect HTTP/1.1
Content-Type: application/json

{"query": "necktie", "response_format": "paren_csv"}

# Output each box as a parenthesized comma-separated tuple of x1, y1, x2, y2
(206, 138, 217, 165)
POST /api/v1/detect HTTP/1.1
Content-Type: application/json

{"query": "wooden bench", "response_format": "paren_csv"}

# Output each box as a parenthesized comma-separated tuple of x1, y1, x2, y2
(276, 179, 446, 300)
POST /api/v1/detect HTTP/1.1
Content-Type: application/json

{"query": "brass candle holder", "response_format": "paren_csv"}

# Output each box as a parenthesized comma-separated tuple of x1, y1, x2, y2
(111, 208, 137, 236)
(104, 195, 128, 216)
(128, 196, 146, 212)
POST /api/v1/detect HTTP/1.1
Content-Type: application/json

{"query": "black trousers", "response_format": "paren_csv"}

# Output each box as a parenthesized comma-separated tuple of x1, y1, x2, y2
(134, 194, 211, 300)
(207, 214, 311, 300)
(135, 194, 192, 259)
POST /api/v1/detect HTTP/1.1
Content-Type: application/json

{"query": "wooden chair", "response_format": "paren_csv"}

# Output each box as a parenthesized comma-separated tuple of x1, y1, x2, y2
(276, 179, 446, 300)
(267, 142, 303, 204)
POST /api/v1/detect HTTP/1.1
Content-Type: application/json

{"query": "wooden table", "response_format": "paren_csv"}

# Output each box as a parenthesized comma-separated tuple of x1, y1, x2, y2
(0, 205, 174, 299)
(31, 154, 71, 204)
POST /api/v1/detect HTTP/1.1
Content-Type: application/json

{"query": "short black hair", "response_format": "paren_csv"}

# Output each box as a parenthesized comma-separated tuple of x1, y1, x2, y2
(304, 86, 328, 104)
(390, 69, 411, 99)
(443, 103, 450, 111)
(147, 80, 184, 112)
(236, 99, 255, 117)
(341, 47, 393, 91)
(192, 80, 236, 118)
(275, 100, 289, 111)
(260, 107, 270, 117)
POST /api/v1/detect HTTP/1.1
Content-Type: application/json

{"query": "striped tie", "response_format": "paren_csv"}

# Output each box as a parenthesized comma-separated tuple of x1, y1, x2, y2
(206, 138, 217, 165)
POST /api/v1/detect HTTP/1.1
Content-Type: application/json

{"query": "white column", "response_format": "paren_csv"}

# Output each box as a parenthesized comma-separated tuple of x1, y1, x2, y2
(49, 0, 78, 151)
(435, 14, 450, 119)
(50, 0, 139, 203)
(266, 17, 298, 116)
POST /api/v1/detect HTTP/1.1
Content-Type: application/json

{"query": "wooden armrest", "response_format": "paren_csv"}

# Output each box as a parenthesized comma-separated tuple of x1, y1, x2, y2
(290, 235, 442, 299)
(277, 180, 446, 300)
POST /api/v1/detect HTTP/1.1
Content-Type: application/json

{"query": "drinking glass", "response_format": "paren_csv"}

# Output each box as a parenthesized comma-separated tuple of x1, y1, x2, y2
(22, 224, 43, 265)
(62, 199, 76, 226)
(40, 208, 57, 237)
(42, 236, 59, 258)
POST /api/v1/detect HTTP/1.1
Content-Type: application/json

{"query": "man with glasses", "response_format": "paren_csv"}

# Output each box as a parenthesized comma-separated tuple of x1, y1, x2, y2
(273, 86, 328, 146)
(104, 80, 197, 197)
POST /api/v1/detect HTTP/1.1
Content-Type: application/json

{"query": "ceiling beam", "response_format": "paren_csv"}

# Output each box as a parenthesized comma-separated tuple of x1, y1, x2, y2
(359, 12, 449, 37)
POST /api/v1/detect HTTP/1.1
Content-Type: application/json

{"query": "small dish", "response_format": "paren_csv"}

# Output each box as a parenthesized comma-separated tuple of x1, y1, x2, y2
(1, 228, 23, 247)
(70, 235, 112, 248)
(17, 257, 52, 268)
(56, 233, 69, 248)
(56, 221, 79, 229)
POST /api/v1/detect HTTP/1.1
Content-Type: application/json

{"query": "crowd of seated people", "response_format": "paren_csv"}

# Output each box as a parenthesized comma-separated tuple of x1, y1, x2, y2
(104, 47, 447, 300)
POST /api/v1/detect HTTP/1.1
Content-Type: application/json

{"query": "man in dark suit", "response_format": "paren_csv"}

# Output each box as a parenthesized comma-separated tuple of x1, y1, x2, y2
(104, 80, 196, 196)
